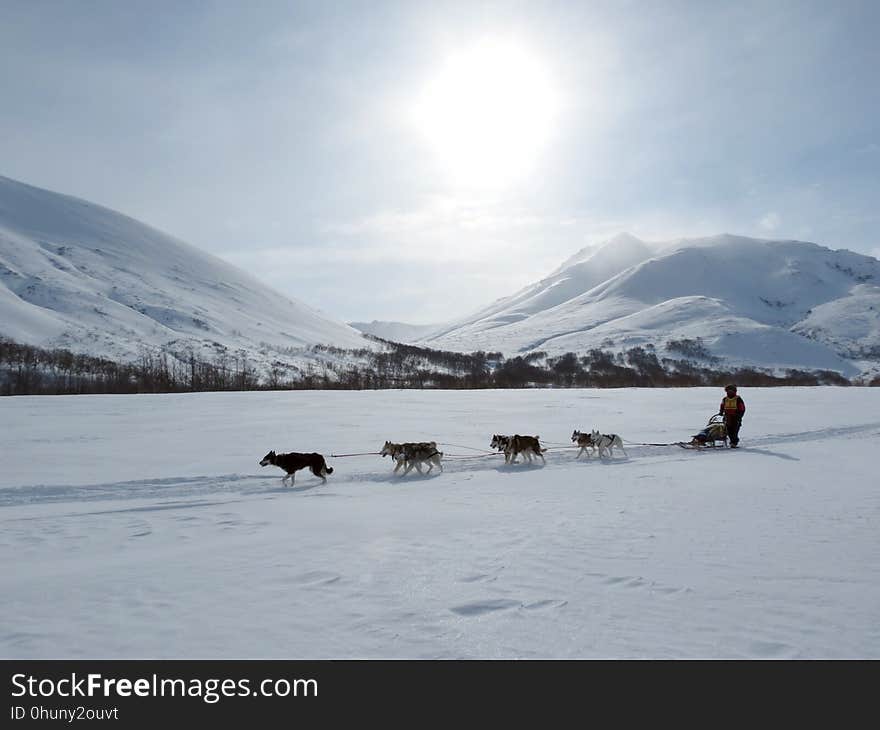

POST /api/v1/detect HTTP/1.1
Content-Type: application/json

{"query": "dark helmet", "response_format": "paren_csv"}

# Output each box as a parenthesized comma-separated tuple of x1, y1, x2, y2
(725, 384, 737, 393)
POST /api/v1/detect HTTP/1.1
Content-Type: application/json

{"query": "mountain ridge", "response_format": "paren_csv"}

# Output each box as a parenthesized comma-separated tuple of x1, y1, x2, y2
(419, 232, 880, 377)
(3, 174, 877, 381)
(0, 174, 371, 373)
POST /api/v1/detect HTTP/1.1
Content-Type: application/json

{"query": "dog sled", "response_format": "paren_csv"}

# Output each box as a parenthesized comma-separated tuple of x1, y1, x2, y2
(677, 414, 729, 449)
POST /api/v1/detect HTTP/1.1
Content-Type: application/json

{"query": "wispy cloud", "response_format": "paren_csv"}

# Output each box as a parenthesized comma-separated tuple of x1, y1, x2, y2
(758, 211, 781, 232)
(2, 1, 878, 322)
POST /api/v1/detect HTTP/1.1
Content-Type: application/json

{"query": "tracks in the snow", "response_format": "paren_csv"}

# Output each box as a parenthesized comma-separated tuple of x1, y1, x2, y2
(2, 421, 878, 509)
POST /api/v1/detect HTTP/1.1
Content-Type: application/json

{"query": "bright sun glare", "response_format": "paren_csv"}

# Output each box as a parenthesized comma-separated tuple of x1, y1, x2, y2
(414, 39, 560, 188)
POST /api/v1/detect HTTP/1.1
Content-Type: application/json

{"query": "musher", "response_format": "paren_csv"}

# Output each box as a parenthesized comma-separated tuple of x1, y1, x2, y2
(719, 384, 746, 448)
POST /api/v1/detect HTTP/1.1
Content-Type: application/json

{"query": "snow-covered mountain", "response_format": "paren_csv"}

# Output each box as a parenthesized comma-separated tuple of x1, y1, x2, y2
(4, 175, 876, 381)
(421, 233, 880, 377)
(349, 320, 442, 343)
(0, 175, 370, 370)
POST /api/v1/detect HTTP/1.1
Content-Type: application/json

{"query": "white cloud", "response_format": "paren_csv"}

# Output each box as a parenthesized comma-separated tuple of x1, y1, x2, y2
(758, 211, 781, 232)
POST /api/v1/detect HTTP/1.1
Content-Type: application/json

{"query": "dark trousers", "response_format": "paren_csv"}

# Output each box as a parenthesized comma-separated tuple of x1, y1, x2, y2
(725, 417, 742, 446)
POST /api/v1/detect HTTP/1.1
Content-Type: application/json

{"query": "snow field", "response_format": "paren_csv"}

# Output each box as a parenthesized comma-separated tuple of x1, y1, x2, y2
(1, 387, 878, 658)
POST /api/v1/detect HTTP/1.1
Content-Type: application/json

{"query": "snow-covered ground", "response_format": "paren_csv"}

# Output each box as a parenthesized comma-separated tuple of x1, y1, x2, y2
(1, 387, 878, 658)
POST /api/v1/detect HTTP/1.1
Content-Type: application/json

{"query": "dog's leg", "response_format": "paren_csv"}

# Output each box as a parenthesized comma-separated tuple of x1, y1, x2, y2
(576, 446, 583, 459)
(539, 450, 546, 464)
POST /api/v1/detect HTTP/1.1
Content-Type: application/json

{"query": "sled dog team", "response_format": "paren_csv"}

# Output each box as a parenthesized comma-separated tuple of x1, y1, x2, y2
(259, 428, 627, 484)
(570, 430, 628, 459)
(380, 440, 444, 476)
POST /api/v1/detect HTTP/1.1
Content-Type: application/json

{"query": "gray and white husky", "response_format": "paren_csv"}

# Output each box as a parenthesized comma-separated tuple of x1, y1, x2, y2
(381, 440, 443, 476)
(590, 430, 628, 458)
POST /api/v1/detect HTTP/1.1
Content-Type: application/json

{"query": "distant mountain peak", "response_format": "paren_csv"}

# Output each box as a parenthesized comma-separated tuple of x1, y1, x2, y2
(549, 232, 652, 277)
(421, 233, 880, 377)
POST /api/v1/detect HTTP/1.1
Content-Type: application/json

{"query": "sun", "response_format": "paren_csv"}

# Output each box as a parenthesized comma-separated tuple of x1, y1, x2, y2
(413, 39, 560, 188)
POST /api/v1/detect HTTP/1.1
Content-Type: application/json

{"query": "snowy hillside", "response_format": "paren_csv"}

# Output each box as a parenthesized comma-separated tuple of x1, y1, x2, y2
(2, 387, 878, 658)
(422, 233, 880, 376)
(349, 320, 442, 342)
(428, 233, 655, 342)
(0, 175, 371, 372)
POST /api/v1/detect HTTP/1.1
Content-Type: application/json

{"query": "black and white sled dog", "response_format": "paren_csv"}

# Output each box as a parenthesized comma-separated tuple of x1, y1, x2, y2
(590, 430, 628, 459)
(259, 450, 333, 484)
(381, 440, 443, 476)
(490, 434, 546, 464)
(571, 429, 597, 459)
(490, 434, 510, 459)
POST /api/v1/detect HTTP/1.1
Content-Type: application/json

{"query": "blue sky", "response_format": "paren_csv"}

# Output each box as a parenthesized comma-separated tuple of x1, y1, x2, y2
(1, 0, 878, 323)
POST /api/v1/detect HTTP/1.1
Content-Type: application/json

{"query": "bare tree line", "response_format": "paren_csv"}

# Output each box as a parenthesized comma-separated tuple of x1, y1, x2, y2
(0, 335, 858, 396)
